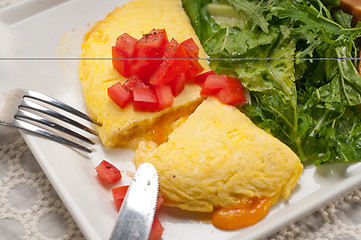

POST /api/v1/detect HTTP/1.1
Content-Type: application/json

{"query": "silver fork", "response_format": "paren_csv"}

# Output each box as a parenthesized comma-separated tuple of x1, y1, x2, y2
(0, 88, 100, 153)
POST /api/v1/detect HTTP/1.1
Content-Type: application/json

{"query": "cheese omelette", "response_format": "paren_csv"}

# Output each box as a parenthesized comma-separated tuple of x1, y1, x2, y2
(79, 0, 303, 228)
(79, 0, 210, 148)
(135, 97, 303, 212)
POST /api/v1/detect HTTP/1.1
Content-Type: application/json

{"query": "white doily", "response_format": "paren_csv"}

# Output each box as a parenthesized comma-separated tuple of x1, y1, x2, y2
(0, 127, 84, 240)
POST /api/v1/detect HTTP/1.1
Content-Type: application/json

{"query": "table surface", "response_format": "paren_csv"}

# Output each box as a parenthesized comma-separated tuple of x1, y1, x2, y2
(0, 0, 361, 239)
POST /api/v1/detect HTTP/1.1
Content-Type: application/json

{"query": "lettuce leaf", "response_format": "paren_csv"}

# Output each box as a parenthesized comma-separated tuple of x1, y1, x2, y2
(182, 0, 361, 165)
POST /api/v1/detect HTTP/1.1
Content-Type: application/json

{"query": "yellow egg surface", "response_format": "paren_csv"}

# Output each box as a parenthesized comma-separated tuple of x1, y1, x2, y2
(134, 97, 303, 212)
(79, 0, 210, 148)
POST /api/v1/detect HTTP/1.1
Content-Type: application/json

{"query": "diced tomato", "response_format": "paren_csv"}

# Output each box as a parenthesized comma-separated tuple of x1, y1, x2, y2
(130, 60, 159, 81)
(135, 29, 169, 58)
(111, 30, 213, 112)
(112, 47, 132, 77)
(130, 29, 169, 81)
(95, 160, 122, 184)
(148, 60, 172, 85)
(217, 78, 247, 106)
(108, 82, 132, 108)
(170, 72, 186, 97)
(133, 87, 158, 112)
(194, 70, 216, 85)
(185, 59, 204, 81)
(156, 196, 164, 211)
(112, 187, 163, 212)
(115, 33, 137, 57)
(181, 38, 199, 56)
(154, 84, 174, 111)
(163, 38, 188, 60)
(184, 51, 204, 82)
(124, 75, 148, 91)
(200, 74, 229, 96)
(112, 185, 129, 211)
(149, 216, 164, 240)
(149, 38, 190, 85)
(113, 33, 137, 78)
(225, 76, 245, 89)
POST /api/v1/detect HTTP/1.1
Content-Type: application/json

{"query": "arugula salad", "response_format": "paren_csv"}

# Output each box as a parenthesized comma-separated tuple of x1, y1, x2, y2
(182, 0, 361, 165)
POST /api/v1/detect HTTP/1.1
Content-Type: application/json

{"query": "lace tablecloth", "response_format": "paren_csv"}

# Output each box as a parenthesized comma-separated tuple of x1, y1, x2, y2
(1, 1, 361, 240)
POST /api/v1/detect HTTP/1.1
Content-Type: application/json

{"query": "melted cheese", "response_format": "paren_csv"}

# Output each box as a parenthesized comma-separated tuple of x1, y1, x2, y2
(211, 196, 274, 230)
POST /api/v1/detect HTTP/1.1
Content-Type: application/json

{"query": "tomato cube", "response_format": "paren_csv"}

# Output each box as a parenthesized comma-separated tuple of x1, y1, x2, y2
(149, 216, 164, 240)
(131, 29, 169, 81)
(115, 33, 137, 58)
(156, 196, 164, 211)
(108, 82, 132, 108)
(217, 78, 247, 106)
(184, 51, 204, 82)
(124, 75, 148, 91)
(200, 74, 229, 96)
(95, 160, 122, 184)
(194, 70, 216, 85)
(130, 60, 159, 81)
(112, 47, 132, 77)
(112, 185, 129, 211)
(135, 29, 168, 58)
(154, 84, 174, 111)
(180, 49, 204, 82)
(149, 38, 190, 85)
(170, 72, 186, 97)
(148, 60, 172, 85)
(112, 187, 163, 212)
(181, 38, 200, 56)
(133, 87, 158, 112)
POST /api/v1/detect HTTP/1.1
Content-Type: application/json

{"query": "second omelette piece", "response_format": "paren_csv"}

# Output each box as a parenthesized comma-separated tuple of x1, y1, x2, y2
(135, 97, 303, 215)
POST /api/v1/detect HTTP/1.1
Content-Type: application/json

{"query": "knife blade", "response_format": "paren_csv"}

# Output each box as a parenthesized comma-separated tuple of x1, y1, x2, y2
(109, 163, 159, 240)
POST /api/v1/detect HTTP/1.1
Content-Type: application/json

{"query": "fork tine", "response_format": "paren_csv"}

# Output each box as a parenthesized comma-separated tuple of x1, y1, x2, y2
(24, 89, 101, 126)
(16, 109, 95, 145)
(14, 119, 92, 153)
(20, 99, 98, 136)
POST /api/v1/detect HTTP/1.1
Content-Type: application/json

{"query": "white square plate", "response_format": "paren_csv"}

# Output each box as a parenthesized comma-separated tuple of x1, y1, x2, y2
(1, 0, 360, 239)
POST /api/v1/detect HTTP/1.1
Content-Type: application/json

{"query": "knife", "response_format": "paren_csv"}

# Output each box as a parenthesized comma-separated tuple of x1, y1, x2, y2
(109, 163, 159, 240)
